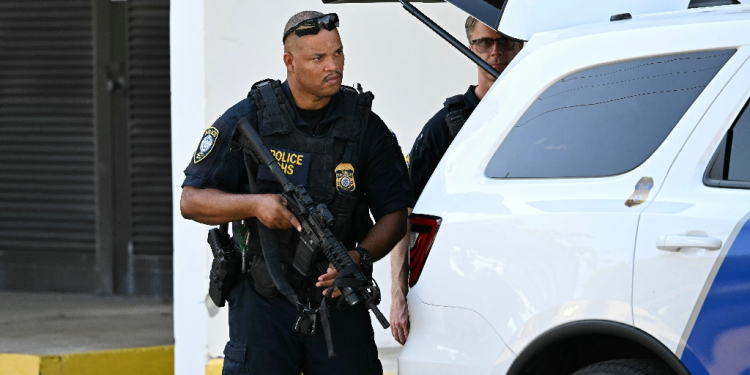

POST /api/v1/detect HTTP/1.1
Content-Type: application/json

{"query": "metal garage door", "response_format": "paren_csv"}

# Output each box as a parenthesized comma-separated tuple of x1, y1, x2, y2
(0, 0, 173, 295)
(119, 0, 173, 295)
(0, 0, 101, 292)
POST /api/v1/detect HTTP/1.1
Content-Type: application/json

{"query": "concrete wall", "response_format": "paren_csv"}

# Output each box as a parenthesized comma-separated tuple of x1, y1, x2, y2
(171, 0, 475, 372)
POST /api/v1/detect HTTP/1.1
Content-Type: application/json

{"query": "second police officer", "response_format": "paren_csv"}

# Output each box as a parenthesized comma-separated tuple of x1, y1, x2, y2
(389, 16, 524, 345)
(180, 11, 414, 375)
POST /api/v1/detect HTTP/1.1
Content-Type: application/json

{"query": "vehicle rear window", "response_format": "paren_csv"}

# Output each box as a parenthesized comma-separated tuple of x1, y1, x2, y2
(486, 50, 735, 179)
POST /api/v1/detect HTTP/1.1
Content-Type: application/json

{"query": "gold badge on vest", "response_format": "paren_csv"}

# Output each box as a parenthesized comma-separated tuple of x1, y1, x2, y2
(335, 163, 356, 193)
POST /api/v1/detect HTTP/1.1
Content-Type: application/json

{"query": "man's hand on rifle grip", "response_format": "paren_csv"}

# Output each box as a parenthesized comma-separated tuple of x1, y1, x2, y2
(254, 194, 302, 231)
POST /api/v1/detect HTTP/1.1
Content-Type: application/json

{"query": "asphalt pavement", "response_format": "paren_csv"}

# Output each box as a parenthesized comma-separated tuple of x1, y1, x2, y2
(0, 291, 173, 355)
(0, 291, 400, 373)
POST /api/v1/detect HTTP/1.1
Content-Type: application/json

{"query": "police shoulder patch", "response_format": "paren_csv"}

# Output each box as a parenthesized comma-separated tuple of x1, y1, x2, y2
(193, 126, 220, 164)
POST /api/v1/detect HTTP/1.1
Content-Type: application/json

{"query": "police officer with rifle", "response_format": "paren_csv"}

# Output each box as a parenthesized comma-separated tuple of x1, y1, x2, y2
(180, 10, 412, 375)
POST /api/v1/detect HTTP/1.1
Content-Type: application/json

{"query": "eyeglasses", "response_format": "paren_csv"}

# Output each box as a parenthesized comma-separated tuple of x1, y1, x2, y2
(283, 13, 339, 43)
(470, 37, 520, 53)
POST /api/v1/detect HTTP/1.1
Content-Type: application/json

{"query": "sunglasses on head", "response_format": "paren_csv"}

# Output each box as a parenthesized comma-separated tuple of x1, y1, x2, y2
(283, 13, 339, 43)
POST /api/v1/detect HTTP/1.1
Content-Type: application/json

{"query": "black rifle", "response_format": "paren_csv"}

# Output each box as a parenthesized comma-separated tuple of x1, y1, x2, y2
(235, 117, 389, 330)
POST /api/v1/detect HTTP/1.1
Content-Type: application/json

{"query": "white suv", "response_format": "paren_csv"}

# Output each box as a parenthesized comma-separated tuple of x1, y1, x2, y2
(398, 2, 750, 375)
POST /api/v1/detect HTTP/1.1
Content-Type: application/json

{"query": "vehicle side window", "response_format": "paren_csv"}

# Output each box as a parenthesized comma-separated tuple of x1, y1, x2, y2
(486, 50, 736, 179)
(706, 100, 750, 189)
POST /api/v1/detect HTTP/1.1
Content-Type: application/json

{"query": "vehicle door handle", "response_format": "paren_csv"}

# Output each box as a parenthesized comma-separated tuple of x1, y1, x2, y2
(656, 234, 722, 252)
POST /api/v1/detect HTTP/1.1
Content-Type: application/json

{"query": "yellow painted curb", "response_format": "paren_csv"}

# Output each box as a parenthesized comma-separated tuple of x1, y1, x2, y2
(0, 354, 42, 375)
(206, 358, 223, 375)
(204, 358, 397, 375)
(0, 345, 173, 375)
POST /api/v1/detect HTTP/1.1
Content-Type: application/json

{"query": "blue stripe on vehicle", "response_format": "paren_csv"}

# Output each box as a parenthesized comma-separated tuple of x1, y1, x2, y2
(682, 218, 750, 375)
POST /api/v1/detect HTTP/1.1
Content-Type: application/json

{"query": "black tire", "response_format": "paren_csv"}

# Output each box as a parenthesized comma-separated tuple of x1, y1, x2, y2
(572, 359, 675, 375)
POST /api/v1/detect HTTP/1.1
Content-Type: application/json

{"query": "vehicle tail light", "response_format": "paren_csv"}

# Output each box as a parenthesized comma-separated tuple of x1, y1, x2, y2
(408, 214, 442, 287)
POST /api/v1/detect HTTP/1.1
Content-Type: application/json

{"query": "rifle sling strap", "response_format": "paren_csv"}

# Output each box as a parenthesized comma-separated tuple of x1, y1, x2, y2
(241, 152, 300, 307)
(318, 298, 335, 357)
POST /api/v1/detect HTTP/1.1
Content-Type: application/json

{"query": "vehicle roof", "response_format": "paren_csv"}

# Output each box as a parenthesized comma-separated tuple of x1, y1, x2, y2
(530, 4, 750, 46)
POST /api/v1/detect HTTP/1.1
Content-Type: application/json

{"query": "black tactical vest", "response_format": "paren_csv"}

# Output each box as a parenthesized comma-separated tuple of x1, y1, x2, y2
(243, 80, 374, 266)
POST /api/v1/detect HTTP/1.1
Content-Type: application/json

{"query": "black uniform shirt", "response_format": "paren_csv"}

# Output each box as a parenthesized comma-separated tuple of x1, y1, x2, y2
(297, 103, 330, 133)
(408, 85, 480, 201)
(182, 81, 414, 221)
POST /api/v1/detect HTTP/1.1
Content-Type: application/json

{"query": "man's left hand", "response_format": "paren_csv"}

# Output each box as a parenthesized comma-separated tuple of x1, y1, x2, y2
(316, 250, 360, 298)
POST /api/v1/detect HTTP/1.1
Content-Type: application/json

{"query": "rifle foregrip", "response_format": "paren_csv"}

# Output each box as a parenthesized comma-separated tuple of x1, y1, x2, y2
(327, 241, 368, 282)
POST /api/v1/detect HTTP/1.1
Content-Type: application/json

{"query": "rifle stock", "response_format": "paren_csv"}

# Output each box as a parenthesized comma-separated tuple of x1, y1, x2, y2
(237, 117, 294, 192)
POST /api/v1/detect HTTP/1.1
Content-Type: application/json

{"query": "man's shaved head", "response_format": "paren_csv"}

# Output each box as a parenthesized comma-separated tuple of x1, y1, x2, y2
(284, 10, 326, 53)
(283, 10, 324, 43)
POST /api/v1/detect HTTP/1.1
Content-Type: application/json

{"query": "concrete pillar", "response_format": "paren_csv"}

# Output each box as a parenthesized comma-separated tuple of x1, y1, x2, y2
(170, 0, 209, 374)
